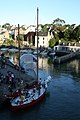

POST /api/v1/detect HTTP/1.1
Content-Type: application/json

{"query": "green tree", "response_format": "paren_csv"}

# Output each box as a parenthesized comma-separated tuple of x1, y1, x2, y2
(64, 29, 70, 40)
(49, 38, 59, 47)
(53, 18, 65, 26)
(3, 38, 14, 46)
(63, 24, 78, 42)
(19, 35, 24, 41)
(73, 25, 80, 41)
(41, 24, 50, 32)
(50, 18, 66, 41)
(2, 23, 11, 30)
(16, 35, 24, 47)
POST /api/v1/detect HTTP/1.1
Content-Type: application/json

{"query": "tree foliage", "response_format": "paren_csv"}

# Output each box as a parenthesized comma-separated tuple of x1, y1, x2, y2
(2, 23, 11, 30)
(19, 35, 24, 41)
(73, 25, 80, 41)
(40, 24, 50, 32)
(48, 18, 80, 47)
(53, 18, 65, 26)
(49, 38, 59, 47)
(3, 38, 14, 46)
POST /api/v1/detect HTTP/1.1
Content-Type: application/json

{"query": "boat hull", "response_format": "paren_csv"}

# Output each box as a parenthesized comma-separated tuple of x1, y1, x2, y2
(11, 91, 46, 111)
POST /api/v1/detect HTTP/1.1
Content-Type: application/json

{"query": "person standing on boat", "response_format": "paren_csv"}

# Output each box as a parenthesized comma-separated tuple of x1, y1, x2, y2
(33, 85, 36, 93)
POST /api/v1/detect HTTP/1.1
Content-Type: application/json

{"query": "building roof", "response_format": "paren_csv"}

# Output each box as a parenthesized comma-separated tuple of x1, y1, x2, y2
(36, 32, 48, 36)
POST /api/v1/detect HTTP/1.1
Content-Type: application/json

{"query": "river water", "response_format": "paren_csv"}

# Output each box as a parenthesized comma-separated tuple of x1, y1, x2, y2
(0, 53, 80, 120)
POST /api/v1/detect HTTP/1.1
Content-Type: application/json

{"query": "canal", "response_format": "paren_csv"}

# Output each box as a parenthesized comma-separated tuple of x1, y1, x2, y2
(0, 52, 80, 120)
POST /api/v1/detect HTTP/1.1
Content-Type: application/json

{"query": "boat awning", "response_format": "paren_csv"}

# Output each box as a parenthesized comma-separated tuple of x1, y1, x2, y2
(20, 54, 37, 63)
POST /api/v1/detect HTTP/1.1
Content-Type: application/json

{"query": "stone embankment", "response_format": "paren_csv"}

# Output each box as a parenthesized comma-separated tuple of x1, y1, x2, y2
(53, 52, 80, 64)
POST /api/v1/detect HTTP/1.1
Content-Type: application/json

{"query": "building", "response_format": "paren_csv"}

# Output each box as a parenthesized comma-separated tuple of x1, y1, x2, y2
(0, 25, 53, 48)
(0, 28, 9, 45)
(54, 42, 80, 52)
(24, 32, 35, 46)
(23, 25, 36, 46)
(0, 28, 9, 40)
(35, 32, 50, 48)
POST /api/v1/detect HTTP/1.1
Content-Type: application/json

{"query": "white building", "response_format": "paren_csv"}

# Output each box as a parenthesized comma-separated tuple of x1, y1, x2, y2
(35, 32, 49, 48)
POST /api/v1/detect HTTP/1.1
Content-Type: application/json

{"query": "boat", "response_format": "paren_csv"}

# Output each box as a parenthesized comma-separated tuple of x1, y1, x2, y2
(10, 76, 51, 111)
(8, 48, 19, 53)
(10, 8, 51, 111)
(40, 50, 48, 57)
(0, 48, 9, 52)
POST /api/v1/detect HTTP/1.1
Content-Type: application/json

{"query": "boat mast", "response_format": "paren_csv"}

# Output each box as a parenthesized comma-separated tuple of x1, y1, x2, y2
(18, 24, 21, 81)
(36, 8, 39, 82)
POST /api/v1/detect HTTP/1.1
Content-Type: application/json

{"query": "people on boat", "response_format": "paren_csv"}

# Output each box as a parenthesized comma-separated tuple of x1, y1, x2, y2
(25, 90, 28, 97)
(20, 95, 24, 101)
(33, 85, 36, 93)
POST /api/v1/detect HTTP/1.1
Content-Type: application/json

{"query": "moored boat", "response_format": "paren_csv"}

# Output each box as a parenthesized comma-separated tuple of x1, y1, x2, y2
(10, 8, 51, 111)
(10, 76, 51, 111)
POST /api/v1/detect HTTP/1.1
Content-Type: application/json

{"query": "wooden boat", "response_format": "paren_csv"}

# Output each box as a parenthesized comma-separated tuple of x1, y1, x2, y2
(10, 8, 51, 111)
(10, 76, 51, 111)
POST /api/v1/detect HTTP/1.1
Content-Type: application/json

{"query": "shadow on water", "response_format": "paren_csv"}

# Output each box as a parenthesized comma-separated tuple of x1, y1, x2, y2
(0, 99, 10, 111)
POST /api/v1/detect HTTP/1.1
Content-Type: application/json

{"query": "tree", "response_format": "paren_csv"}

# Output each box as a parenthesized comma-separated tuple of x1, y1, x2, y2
(40, 24, 51, 32)
(50, 18, 66, 41)
(3, 38, 14, 46)
(21, 25, 27, 30)
(49, 38, 59, 47)
(53, 18, 65, 26)
(19, 35, 24, 41)
(2, 23, 11, 30)
(63, 24, 79, 42)
(73, 25, 80, 41)
(16, 35, 24, 47)
(64, 29, 70, 40)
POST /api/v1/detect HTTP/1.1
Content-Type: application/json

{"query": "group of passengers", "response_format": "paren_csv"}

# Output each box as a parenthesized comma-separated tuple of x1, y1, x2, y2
(6, 71, 15, 87)
(0, 71, 15, 88)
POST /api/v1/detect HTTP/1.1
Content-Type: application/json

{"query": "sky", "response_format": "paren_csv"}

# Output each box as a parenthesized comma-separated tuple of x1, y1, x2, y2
(0, 0, 80, 26)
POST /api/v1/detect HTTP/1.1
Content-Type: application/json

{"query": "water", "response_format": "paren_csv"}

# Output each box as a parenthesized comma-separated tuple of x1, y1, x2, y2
(0, 53, 80, 120)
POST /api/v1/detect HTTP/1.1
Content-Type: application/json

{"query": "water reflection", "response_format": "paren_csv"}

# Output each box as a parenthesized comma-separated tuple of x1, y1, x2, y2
(5, 52, 80, 78)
